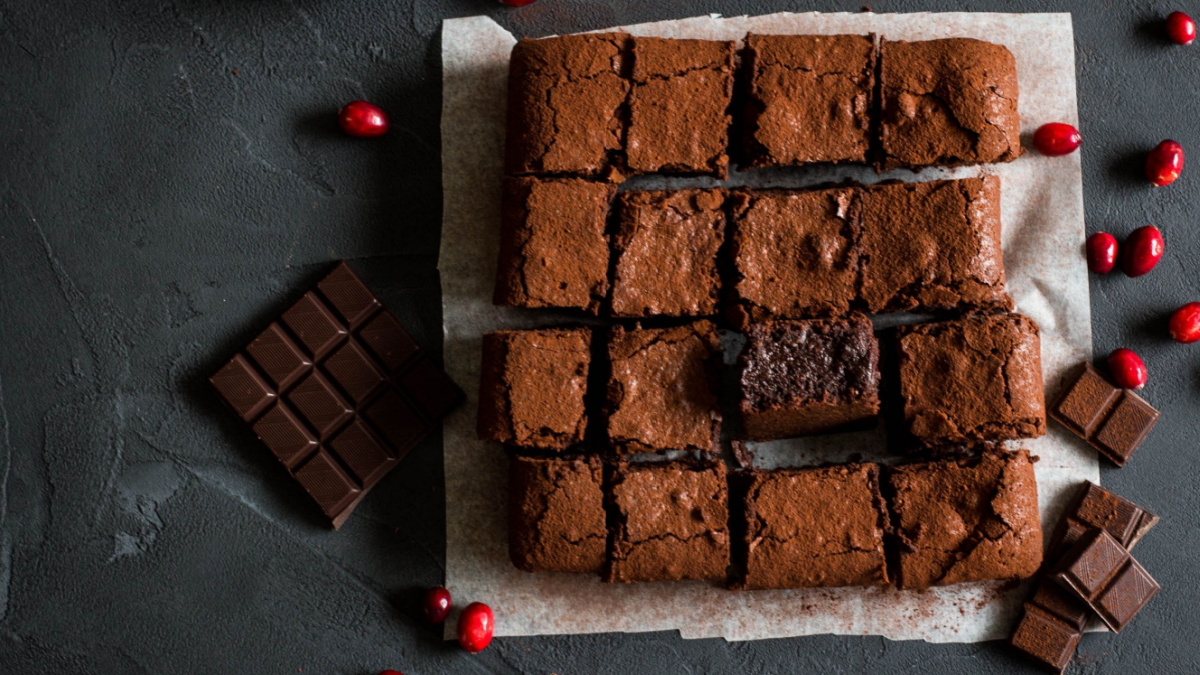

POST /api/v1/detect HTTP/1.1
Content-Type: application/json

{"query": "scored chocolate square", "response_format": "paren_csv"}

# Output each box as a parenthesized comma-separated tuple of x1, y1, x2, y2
(1051, 363, 1161, 466)
(1053, 529, 1160, 633)
(211, 262, 464, 529)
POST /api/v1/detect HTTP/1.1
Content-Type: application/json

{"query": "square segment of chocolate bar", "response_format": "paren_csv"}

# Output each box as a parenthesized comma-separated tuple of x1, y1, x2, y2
(210, 262, 463, 529)
(1053, 529, 1160, 632)
(1050, 364, 1161, 466)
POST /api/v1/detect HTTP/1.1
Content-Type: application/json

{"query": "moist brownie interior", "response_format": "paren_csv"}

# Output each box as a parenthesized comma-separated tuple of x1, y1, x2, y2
(742, 34, 876, 167)
(477, 328, 591, 450)
(609, 189, 727, 318)
(626, 37, 735, 177)
(739, 314, 881, 440)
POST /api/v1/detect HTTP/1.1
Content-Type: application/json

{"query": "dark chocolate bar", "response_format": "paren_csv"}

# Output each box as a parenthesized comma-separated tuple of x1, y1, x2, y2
(1053, 529, 1160, 633)
(211, 262, 463, 528)
(1048, 481, 1159, 553)
(1050, 363, 1160, 466)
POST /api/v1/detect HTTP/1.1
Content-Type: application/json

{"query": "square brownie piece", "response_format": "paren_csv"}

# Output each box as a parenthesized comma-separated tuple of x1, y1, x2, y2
(477, 328, 590, 451)
(505, 33, 631, 178)
(879, 38, 1022, 171)
(739, 315, 880, 441)
(729, 187, 860, 326)
(743, 34, 875, 167)
(626, 37, 735, 177)
(493, 177, 616, 314)
(606, 322, 722, 455)
(857, 176, 1011, 313)
(605, 459, 729, 583)
(897, 312, 1046, 447)
(741, 463, 889, 589)
(610, 189, 726, 318)
(509, 454, 607, 573)
(887, 450, 1043, 590)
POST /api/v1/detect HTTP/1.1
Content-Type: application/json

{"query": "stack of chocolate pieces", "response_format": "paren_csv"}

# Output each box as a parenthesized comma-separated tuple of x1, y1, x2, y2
(1010, 482, 1160, 672)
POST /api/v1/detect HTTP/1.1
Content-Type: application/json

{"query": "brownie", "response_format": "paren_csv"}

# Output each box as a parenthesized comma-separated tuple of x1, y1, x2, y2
(505, 33, 631, 178)
(879, 38, 1022, 171)
(605, 459, 729, 583)
(626, 37, 735, 177)
(477, 328, 590, 451)
(493, 177, 616, 313)
(897, 313, 1046, 447)
(728, 187, 860, 325)
(741, 464, 889, 589)
(857, 176, 1011, 314)
(610, 189, 726, 318)
(509, 454, 606, 573)
(743, 34, 875, 167)
(606, 322, 722, 455)
(887, 449, 1043, 590)
(739, 315, 880, 441)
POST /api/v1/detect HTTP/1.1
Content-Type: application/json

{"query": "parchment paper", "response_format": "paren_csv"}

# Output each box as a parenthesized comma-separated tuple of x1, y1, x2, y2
(440, 11, 1096, 643)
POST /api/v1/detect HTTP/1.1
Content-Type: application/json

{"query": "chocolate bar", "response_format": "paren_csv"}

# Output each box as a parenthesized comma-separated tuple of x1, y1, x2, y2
(1053, 529, 1160, 633)
(1048, 481, 1159, 553)
(1009, 481, 1159, 670)
(1050, 363, 1160, 466)
(210, 262, 463, 528)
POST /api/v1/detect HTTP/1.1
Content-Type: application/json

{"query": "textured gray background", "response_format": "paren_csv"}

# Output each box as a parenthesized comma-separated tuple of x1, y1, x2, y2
(0, 0, 1196, 673)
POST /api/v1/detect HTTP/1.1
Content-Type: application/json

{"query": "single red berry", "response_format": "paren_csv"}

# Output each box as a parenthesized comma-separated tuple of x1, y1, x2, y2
(338, 100, 389, 138)
(1121, 226, 1164, 277)
(1033, 123, 1082, 156)
(499, 0, 539, 6)
(1166, 11, 1197, 45)
(423, 586, 452, 625)
(1107, 349, 1148, 390)
(1145, 140, 1184, 186)
(1085, 232, 1118, 274)
(1169, 302, 1200, 343)
(379, 671, 403, 675)
(457, 602, 494, 653)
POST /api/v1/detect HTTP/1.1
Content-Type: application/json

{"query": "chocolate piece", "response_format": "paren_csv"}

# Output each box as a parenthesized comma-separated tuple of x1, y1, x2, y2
(858, 176, 1011, 314)
(741, 464, 889, 589)
(606, 322, 722, 455)
(887, 450, 1043, 589)
(477, 328, 591, 451)
(210, 262, 463, 528)
(610, 189, 726, 318)
(729, 187, 860, 325)
(1053, 529, 1160, 632)
(508, 454, 606, 573)
(743, 34, 875, 167)
(505, 33, 631, 178)
(878, 38, 1022, 171)
(1049, 480, 1159, 553)
(1050, 364, 1160, 466)
(1010, 602, 1083, 673)
(605, 459, 729, 583)
(493, 177, 616, 313)
(739, 315, 880, 440)
(626, 37, 735, 177)
(897, 312, 1045, 448)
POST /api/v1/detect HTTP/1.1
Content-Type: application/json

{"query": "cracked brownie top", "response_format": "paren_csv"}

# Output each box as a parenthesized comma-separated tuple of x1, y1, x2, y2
(743, 34, 876, 167)
(741, 463, 890, 590)
(509, 454, 607, 574)
(897, 312, 1046, 448)
(887, 449, 1043, 590)
(879, 37, 1023, 171)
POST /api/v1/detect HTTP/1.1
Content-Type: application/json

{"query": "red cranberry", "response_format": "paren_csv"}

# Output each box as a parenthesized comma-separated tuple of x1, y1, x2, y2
(1121, 226, 1164, 277)
(1033, 123, 1082, 156)
(1167, 11, 1197, 44)
(500, 0, 539, 5)
(423, 586, 452, 624)
(1086, 232, 1118, 274)
(1145, 140, 1184, 186)
(338, 100, 389, 138)
(1107, 349, 1148, 390)
(1169, 302, 1200, 343)
(379, 671, 403, 675)
(457, 602, 494, 653)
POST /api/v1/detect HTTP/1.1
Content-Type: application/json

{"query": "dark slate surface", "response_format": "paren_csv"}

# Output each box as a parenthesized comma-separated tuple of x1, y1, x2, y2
(1, 0, 1197, 672)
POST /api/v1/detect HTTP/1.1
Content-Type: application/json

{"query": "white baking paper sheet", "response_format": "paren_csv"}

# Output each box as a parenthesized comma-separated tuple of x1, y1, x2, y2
(440, 11, 1096, 643)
